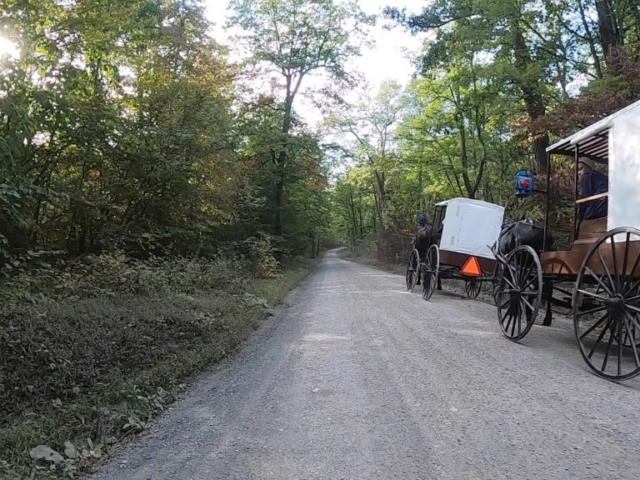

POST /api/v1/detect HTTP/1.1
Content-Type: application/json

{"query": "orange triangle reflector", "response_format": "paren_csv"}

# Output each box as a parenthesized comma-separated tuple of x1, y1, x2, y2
(461, 256, 481, 277)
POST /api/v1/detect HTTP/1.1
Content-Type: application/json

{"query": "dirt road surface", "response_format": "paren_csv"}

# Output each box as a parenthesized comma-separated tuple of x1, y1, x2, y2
(91, 250, 640, 480)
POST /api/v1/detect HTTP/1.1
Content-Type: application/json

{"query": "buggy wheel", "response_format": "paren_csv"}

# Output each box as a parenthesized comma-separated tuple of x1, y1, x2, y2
(422, 244, 440, 301)
(465, 278, 481, 299)
(405, 249, 420, 292)
(495, 245, 542, 341)
(573, 227, 640, 381)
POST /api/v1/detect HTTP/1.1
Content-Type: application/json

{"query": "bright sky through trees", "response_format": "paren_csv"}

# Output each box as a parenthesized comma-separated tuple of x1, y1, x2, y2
(204, 0, 426, 127)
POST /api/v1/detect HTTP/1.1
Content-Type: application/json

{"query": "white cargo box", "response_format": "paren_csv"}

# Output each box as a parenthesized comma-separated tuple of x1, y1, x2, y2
(436, 198, 505, 260)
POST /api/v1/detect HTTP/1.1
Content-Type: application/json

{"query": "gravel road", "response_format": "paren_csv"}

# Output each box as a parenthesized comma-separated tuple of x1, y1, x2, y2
(91, 250, 640, 480)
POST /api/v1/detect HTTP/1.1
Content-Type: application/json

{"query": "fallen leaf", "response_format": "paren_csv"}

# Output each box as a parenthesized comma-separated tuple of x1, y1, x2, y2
(30, 445, 64, 463)
(64, 441, 78, 459)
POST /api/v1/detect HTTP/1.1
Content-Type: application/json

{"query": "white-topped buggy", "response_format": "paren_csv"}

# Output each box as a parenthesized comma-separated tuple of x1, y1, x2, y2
(406, 197, 505, 300)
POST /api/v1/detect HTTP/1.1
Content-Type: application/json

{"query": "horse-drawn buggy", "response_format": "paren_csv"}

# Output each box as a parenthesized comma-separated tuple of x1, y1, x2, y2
(406, 198, 505, 301)
(493, 99, 640, 381)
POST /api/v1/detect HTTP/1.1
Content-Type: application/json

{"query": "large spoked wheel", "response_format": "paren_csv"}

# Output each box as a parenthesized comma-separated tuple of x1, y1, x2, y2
(573, 227, 640, 381)
(405, 249, 420, 292)
(495, 245, 543, 342)
(465, 278, 481, 299)
(422, 244, 440, 301)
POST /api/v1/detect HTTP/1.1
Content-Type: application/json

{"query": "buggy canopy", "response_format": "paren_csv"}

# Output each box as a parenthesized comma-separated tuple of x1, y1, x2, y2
(547, 98, 640, 232)
(436, 198, 505, 260)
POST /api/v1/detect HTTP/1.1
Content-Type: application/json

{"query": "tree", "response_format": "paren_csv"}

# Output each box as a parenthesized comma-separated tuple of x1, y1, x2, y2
(385, 0, 555, 171)
(228, 0, 373, 234)
(324, 80, 405, 233)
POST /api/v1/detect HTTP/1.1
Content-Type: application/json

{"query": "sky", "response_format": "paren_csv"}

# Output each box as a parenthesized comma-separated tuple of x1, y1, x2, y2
(203, 0, 428, 127)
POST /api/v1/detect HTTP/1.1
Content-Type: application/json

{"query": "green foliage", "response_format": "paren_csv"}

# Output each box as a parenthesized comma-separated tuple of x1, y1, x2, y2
(228, 0, 372, 234)
(0, 0, 336, 273)
(243, 233, 281, 279)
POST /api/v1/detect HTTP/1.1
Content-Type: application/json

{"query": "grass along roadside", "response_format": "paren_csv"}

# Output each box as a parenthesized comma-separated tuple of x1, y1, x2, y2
(0, 254, 321, 479)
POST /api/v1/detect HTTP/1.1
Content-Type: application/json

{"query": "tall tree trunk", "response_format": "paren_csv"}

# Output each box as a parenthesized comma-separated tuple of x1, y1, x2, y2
(579, 0, 604, 78)
(511, 15, 549, 172)
(595, 0, 623, 70)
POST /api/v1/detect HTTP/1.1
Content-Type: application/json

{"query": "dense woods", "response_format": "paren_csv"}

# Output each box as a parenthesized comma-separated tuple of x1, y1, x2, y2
(2, 0, 640, 477)
(0, 0, 366, 269)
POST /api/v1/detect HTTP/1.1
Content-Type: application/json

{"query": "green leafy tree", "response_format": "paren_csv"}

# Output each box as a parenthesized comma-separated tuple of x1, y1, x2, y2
(228, 0, 373, 234)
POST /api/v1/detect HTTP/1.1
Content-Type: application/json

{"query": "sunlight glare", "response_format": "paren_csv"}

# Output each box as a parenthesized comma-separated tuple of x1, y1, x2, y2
(0, 36, 19, 59)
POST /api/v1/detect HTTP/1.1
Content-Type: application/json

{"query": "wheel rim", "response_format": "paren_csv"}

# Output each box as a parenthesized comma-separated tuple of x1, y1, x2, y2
(573, 227, 640, 381)
(496, 245, 542, 341)
(465, 278, 481, 299)
(406, 250, 419, 292)
(422, 245, 440, 301)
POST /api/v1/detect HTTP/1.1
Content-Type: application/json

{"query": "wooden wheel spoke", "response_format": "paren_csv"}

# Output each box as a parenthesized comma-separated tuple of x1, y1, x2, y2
(620, 232, 631, 293)
(623, 250, 640, 295)
(498, 289, 511, 297)
(521, 266, 539, 290)
(521, 296, 535, 312)
(610, 235, 620, 291)
(520, 291, 539, 297)
(600, 321, 616, 372)
(580, 313, 609, 340)
(584, 266, 614, 297)
(617, 316, 623, 376)
(621, 314, 640, 368)
(626, 304, 640, 315)
(577, 289, 608, 302)
(510, 310, 518, 337)
(498, 298, 510, 310)
(625, 308, 640, 331)
(577, 304, 607, 317)
(514, 252, 526, 285)
(502, 273, 517, 290)
(595, 248, 616, 295)
(505, 262, 519, 285)
(503, 313, 513, 333)
(517, 253, 531, 286)
(517, 302, 524, 335)
(500, 306, 511, 323)
(587, 314, 615, 359)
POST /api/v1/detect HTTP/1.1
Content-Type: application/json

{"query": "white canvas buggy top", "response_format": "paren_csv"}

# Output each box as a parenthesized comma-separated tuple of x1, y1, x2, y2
(436, 198, 505, 260)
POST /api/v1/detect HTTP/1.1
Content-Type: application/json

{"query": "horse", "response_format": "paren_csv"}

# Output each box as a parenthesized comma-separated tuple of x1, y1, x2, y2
(492, 218, 554, 257)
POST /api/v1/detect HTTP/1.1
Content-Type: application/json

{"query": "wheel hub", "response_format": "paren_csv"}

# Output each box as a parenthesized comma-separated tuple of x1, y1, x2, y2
(607, 295, 625, 313)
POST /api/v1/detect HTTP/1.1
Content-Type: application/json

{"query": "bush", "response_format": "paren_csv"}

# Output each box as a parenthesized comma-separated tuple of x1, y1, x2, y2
(0, 252, 245, 310)
(242, 232, 281, 279)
